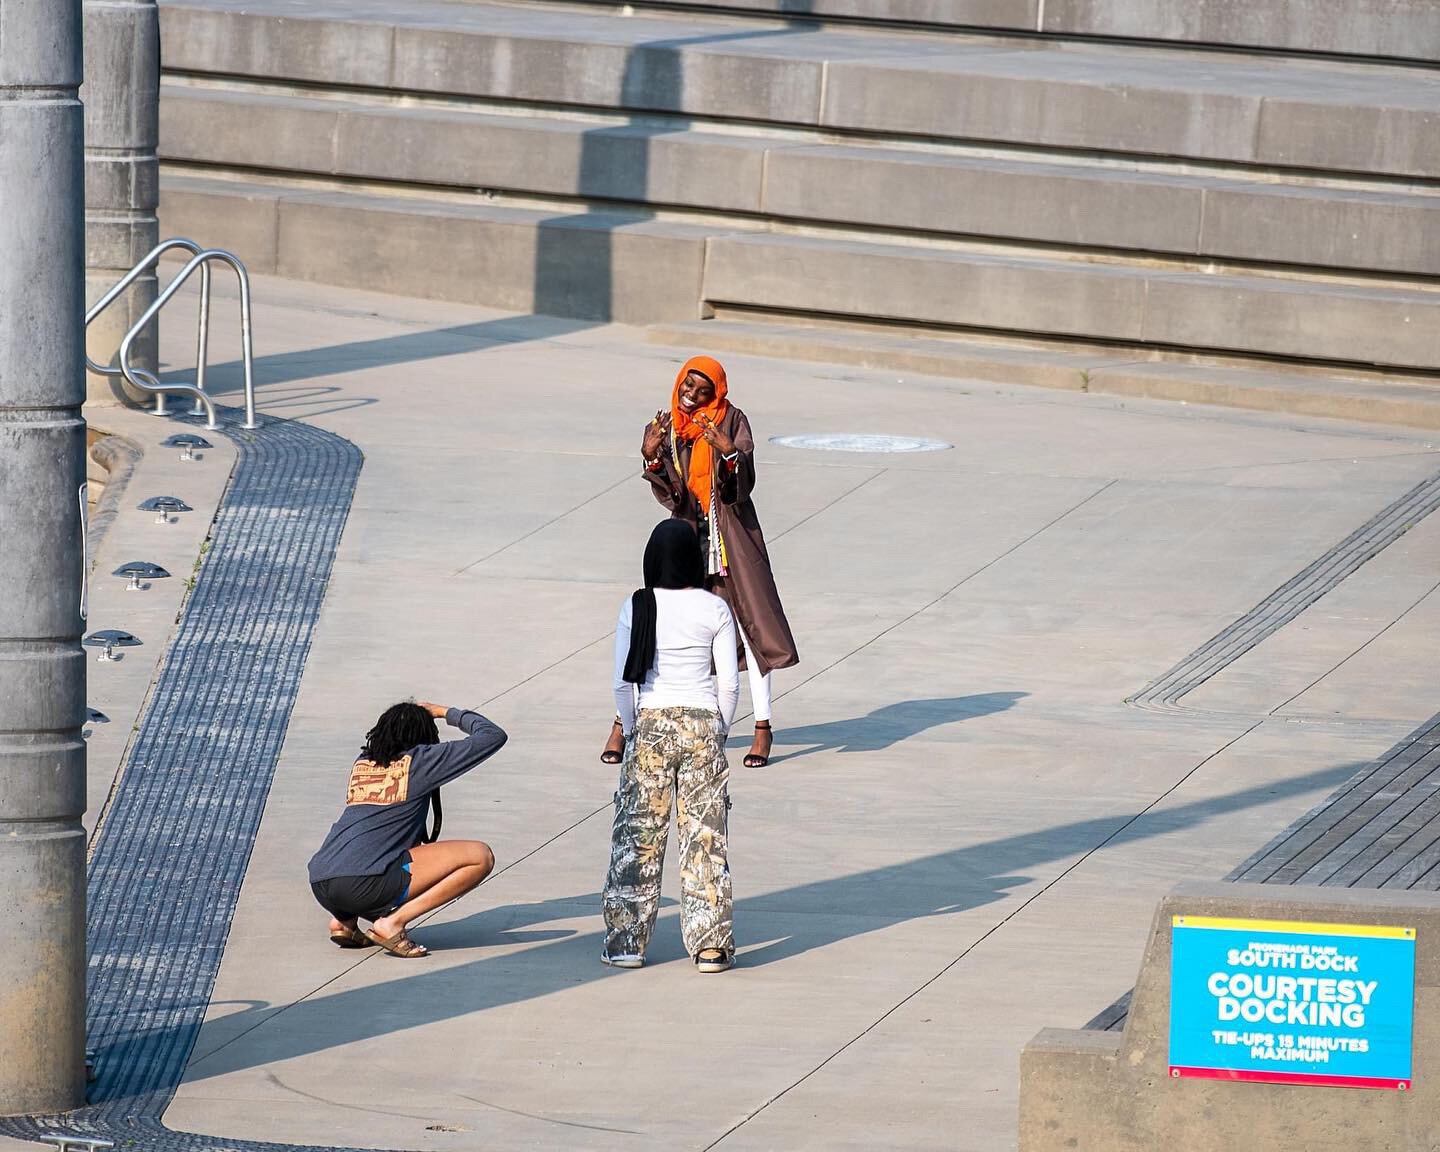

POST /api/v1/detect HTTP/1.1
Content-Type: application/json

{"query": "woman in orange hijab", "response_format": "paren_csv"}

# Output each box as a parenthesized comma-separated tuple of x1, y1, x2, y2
(601, 355, 799, 768)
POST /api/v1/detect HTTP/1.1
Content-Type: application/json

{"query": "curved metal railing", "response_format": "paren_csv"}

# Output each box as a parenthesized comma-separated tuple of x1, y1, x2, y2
(86, 238, 205, 351)
(118, 249, 257, 432)
(88, 240, 258, 431)
(86, 238, 211, 416)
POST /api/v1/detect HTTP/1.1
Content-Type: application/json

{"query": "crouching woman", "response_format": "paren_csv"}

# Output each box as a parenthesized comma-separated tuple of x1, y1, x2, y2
(308, 700, 506, 958)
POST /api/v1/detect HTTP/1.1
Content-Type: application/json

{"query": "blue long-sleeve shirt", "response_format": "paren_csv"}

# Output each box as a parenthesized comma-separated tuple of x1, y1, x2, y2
(307, 708, 507, 882)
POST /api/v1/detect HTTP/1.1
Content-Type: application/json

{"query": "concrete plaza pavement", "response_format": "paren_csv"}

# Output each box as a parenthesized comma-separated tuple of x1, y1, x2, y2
(116, 275, 1440, 1150)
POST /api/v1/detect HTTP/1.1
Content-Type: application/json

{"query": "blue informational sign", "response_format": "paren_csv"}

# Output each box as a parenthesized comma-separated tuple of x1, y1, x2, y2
(1168, 916, 1416, 1090)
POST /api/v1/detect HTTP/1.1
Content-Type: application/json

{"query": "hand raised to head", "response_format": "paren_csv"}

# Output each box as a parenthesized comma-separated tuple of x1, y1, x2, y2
(416, 701, 448, 719)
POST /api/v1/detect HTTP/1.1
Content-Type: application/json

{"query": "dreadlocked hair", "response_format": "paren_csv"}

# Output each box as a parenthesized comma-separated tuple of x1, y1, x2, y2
(360, 701, 439, 767)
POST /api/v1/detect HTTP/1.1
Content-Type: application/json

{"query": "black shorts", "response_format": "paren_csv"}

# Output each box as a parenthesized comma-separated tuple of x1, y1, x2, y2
(311, 852, 412, 921)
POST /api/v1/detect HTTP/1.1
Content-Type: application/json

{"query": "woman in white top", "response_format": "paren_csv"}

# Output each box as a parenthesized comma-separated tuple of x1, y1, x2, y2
(602, 519, 741, 973)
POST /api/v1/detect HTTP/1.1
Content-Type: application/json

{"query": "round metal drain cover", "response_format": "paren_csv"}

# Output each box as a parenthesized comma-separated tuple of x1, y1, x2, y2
(770, 433, 952, 454)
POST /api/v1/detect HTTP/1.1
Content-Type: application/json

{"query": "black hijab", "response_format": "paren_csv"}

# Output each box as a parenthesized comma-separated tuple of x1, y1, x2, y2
(623, 519, 705, 684)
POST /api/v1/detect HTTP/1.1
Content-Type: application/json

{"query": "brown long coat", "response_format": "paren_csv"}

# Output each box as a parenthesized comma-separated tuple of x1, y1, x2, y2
(644, 405, 799, 677)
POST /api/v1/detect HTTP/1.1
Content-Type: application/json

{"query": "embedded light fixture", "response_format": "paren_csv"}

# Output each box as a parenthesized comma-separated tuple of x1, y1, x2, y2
(138, 495, 191, 524)
(113, 561, 171, 591)
(83, 630, 142, 663)
(163, 433, 212, 462)
(38, 1134, 113, 1152)
(83, 709, 109, 740)
(770, 434, 952, 453)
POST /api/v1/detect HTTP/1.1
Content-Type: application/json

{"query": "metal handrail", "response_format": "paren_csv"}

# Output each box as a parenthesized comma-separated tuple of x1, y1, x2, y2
(117, 248, 258, 432)
(86, 237, 204, 343)
(86, 237, 211, 398)
(118, 361, 217, 431)
(90, 239, 258, 431)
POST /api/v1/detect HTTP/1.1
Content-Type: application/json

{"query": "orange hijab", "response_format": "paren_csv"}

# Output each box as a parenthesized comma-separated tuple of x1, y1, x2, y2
(671, 355, 730, 512)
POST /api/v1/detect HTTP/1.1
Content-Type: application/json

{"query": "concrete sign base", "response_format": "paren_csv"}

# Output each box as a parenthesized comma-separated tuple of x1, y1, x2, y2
(1021, 883, 1440, 1152)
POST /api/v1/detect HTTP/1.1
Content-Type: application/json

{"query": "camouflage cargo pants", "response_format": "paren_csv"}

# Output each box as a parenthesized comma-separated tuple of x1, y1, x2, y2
(602, 706, 733, 959)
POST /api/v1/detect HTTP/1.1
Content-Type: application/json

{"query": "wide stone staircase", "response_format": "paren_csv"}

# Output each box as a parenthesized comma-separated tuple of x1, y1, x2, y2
(158, 0, 1440, 399)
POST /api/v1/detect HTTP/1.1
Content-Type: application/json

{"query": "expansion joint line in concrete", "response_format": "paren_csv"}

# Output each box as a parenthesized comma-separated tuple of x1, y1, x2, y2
(1094, 464, 1440, 1031)
(1090, 706, 1440, 1035)
(0, 408, 369, 1152)
(1228, 709, 1440, 889)
(185, 795, 619, 1076)
(451, 466, 636, 575)
(1128, 466, 1440, 713)
(1268, 572, 1440, 719)
(1094, 506, 1440, 1031)
(704, 719, 1265, 1150)
(767, 477, 1118, 712)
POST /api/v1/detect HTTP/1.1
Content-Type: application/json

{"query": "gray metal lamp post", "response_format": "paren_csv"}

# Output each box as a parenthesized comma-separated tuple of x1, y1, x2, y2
(0, 0, 89, 1115)
(82, 0, 160, 405)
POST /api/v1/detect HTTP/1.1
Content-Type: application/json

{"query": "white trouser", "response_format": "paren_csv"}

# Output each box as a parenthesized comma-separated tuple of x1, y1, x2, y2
(740, 630, 772, 723)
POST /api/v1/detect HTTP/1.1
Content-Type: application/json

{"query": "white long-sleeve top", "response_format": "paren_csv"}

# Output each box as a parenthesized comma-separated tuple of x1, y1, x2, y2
(613, 588, 740, 735)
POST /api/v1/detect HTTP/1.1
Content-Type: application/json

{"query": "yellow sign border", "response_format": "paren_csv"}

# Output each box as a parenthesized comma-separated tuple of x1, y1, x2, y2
(1172, 915, 1414, 941)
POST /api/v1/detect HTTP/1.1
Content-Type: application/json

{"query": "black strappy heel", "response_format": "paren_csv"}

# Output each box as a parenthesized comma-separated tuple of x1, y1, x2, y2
(744, 721, 772, 768)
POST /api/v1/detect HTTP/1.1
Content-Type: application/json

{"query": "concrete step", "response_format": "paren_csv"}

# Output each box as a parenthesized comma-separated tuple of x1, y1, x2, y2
(645, 318, 1440, 430)
(701, 231, 1440, 372)
(162, 84, 1440, 279)
(568, 0, 1440, 64)
(158, 176, 716, 323)
(160, 86, 775, 216)
(160, 0, 1440, 178)
(1035, 0, 1440, 61)
(162, 172, 1440, 372)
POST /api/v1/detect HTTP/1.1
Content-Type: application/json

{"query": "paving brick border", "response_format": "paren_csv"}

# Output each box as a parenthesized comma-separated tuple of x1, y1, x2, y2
(0, 409, 364, 1152)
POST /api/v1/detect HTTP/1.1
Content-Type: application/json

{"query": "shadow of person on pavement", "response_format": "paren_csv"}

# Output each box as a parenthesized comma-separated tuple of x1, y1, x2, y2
(152, 759, 1361, 1094)
(761, 692, 1029, 763)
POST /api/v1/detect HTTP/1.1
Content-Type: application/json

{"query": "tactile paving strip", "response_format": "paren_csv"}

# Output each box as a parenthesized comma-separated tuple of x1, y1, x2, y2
(0, 410, 364, 1151)
(1129, 468, 1440, 712)
(1089, 467, 1440, 1032)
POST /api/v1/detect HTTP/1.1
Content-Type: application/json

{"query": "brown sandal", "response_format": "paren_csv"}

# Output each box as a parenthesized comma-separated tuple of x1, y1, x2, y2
(364, 928, 430, 958)
(329, 925, 375, 949)
(601, 717, 625, 765)
(744, 721, 772, 768)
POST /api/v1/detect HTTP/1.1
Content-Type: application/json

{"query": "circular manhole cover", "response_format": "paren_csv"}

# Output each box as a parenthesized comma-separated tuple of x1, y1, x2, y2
(770, 433, 952, 454)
